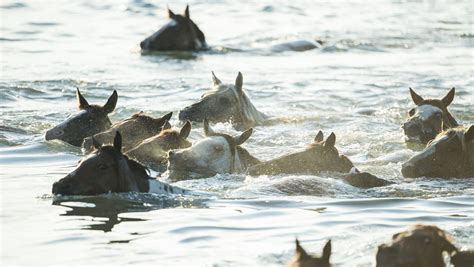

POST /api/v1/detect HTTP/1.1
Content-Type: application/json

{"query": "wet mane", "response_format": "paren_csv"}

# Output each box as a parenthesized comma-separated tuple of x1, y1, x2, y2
(212, 85, 266, 126)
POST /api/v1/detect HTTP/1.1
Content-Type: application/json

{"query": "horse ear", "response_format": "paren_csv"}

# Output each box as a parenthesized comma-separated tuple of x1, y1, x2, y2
(409, 88, 424, 105)
(163, 121, 171, 130)
(295, 239, 309, 259)
(324, 132, 336, 148)
(184, 4, 190, 19)
(92, 136, 101, 150)
(203, 118, 215, 136)
(465, 125, 474, 143)
(76, 88, 90, 110)
(441, 87, 455, 107)
(235, 72, 243, 96)
(211, 71, 222, 86)
(322, 240, 331, 263)
(235, 128, 253, 146)
(113, 131, 122, 154)
(179, 121, 192, 139)
(160, 112, 173, 123)
(168, 7, 175, 18)
(103, 90, 118, 114)
(314, 130, 324, 143)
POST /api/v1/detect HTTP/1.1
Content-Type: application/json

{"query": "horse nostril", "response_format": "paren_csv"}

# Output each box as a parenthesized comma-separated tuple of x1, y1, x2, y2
(168, 150, 175, 158)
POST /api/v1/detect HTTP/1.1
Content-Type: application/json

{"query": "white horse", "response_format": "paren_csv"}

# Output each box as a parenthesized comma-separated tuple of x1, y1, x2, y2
(167, 119, 260, 180)
(178, 72, 267, 130)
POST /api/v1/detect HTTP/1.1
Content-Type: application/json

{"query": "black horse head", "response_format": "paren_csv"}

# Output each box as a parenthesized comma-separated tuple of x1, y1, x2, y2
(140, 5, 206, 51)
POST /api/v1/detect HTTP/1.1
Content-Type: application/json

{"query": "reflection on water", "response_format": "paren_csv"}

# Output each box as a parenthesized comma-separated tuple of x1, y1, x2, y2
(1, 0, 473, 265)
(52, 193, 209, 232)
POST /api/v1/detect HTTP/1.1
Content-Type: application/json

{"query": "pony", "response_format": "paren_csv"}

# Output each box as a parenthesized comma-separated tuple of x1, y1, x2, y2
(248, 131, 354, 176)
(45, 88, 117, 147)
(140, 5, 206, 51)
(376, 224, 457, 267)
(82, 112, 172, 152)
(401, 125, 474, 178)
(451, 250, 474, 267)
(52, 131, 188, 195)
(402, 87, 458, 144)
(178, 72, 267, 130)
(125, 121, 192, 172)
(167, 119, 260, 180)
(290, 239, 331, 267)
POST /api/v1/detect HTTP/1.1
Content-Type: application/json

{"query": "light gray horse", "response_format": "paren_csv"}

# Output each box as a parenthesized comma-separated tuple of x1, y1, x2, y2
(178, 72, 267, 130)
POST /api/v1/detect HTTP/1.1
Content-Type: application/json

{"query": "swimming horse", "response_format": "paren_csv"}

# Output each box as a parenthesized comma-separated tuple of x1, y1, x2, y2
(82, 111, 173, 152)
(179, 72, 267, 130)
(402, 87, 458, 144)
(45, 88, 117, 147)
(52, 131, 189, 195)
(290, 239, 332, 267)
(140, 5, 206, 51)
(167, 119, 261, 180)
(125, 121, 193, 172)
(401, 125, 474, 178)
(248, 131, 391, 188)
(376, 224, 458, 267)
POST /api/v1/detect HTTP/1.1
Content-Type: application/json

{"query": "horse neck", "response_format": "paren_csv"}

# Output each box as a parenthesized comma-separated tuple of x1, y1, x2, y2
(234, 91, 266, 126)
(236, 146, 261, 172)
(461, 136, 474, 177)
(116, 157, 150, 193)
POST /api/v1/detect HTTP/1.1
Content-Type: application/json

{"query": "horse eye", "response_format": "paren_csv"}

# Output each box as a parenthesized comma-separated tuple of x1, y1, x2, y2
(409, 109, 415, 116)
(219, 97, 230, 105)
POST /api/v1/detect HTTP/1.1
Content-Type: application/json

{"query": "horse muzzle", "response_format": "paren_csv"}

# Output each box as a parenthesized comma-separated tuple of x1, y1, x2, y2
(45, 127, 64, 141)
(52, 180, 73, 195)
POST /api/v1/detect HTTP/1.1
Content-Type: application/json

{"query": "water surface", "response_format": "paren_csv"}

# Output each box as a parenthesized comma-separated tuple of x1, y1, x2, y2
(1, 0, 473, 266)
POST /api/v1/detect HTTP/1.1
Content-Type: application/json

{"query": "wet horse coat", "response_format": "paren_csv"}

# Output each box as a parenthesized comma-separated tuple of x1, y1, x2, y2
(376, 224, 457, 267)
(179, 72, 267, 130)
(45, 88, 118, 146)
(82, 112, 172, 152)
(403, 87, 458, 144)
(402, 125, 474, 178)
(52, 132, 188, 195)
(125, 121, 192, 172)
(167, 119, 260, 180)
(290, 239, 331, 267)
(140, 5, 206, 51)
(248, 131, 354, 176)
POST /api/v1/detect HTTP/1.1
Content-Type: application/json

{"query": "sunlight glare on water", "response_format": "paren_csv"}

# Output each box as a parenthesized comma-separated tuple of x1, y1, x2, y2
(1, 0, 473, 266)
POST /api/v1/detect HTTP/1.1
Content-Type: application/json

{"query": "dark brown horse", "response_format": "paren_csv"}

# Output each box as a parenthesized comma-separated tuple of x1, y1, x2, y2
(45, 88, 118, 146)
(140, 5, 206, 51)
(376, 224, 457, 267)
(52, 131, 188, 195)
(402, 87, 458, 144)
(248, 131, 354, 176)
(402, 125, 474, 178)
(451, 250, 474, 267)
(125, 121, 192, 172)
(290, 239, 331, 267)
(82, 112, 172, 152)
